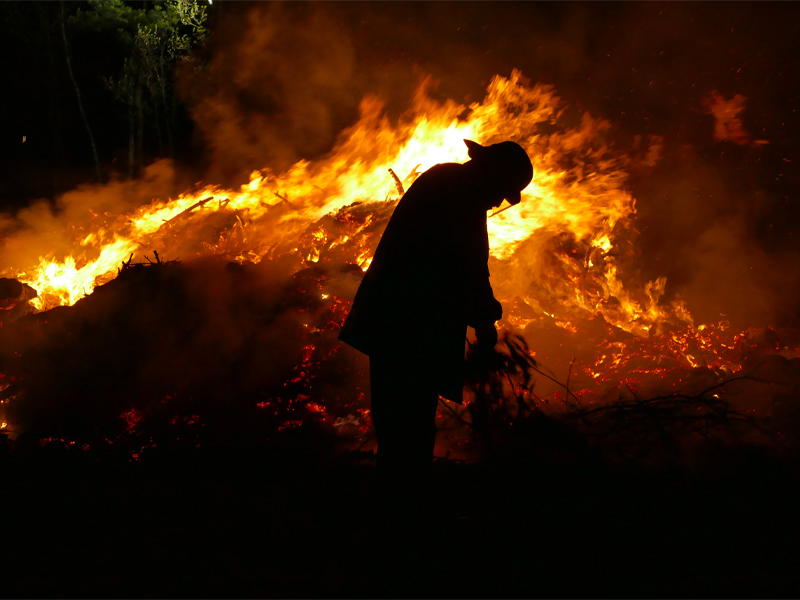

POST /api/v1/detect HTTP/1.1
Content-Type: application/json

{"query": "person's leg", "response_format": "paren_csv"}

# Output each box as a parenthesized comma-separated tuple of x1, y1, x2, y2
(369, 352, 400, 474)
(402, 387, 439, 476)
(369, 353, 440, 583)
(369, 352, 439, 480)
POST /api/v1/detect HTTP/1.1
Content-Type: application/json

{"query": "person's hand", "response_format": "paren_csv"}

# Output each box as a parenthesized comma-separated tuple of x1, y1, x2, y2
(474, 322, 498, 350)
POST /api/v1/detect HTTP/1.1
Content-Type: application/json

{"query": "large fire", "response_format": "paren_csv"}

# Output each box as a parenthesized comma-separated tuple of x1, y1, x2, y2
(1, 70, 797, 440)
(11, 71, 670, 329)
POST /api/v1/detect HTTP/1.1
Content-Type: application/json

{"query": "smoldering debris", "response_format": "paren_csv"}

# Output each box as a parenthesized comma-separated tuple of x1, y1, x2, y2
(447, 330, 800, 469)
(0, 257, 368, 462)
(0, 193, 401, 459)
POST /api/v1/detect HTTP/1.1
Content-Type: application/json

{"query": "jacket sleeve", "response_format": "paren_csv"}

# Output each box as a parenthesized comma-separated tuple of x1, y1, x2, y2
(465, 271, 503, 326)
(462, 211, 502, 326)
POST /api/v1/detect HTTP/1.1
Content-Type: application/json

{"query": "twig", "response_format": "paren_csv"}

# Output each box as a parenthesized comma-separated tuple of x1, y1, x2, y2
(626, 384, 641, 401)
(564, 356, 575, 398)
(488, 203, 516, 218)
(528, 362, 585, 409)
(437, 398, 473, 427)
(273, 191, 296, 209)
(388, 168, 404, 196)
(166, 196, 213, 224)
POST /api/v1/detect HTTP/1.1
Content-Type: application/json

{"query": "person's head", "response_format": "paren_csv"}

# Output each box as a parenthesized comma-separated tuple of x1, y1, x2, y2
(463, 139, 533, 210)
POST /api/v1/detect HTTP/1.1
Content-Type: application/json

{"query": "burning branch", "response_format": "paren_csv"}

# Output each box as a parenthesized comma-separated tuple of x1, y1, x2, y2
(404, 164, 422, 184)
(388, 168, 404, 196)
(488, 203, 515, 218)
(165, 196, 214, 224)
(273, 191, 296, 209)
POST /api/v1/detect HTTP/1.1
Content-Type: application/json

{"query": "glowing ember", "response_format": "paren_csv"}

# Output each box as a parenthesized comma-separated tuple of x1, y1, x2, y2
(703, 91, 769, 147)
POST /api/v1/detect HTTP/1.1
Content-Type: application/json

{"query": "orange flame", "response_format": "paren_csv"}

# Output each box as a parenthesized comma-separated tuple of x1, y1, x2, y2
(7, 70, 681, 338)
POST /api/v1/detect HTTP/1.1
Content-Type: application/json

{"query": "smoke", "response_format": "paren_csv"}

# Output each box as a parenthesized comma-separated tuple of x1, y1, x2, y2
(177, 2, 418, 186)
(634, 146, 800, 328)
(681, 217, 800, 326)
(0, 160, 188, 275)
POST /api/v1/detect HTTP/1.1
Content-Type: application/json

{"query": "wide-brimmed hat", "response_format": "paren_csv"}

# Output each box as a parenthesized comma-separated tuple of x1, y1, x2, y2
(464, 139, 533, 205)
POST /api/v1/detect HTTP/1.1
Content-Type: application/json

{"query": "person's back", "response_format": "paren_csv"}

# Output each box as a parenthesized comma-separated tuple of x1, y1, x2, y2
(342, 163, 491, 350)
(339, 139, 533, 479)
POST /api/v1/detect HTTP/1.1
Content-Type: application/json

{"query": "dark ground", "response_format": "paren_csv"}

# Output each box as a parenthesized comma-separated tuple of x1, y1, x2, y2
(3, 438, 800, 598)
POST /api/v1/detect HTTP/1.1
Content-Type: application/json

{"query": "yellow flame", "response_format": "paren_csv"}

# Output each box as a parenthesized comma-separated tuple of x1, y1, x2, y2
(20, 237, 138, 310)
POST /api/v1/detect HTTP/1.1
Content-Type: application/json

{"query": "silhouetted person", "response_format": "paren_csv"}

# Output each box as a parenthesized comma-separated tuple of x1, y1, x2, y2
(339, 139, 533, 483)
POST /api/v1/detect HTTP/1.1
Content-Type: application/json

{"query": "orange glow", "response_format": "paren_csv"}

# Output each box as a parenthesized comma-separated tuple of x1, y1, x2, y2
(6, 71, 679, 336)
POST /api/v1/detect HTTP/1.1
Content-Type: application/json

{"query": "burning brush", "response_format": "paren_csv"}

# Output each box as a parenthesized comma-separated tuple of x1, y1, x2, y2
(457, 329, 783, 466)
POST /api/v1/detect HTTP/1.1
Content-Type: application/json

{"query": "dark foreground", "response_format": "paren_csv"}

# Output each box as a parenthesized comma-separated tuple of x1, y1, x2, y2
(3, 440, 800, 599)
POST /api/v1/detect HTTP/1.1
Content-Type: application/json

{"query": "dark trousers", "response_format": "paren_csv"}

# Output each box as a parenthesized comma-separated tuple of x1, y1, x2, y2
(369, 351, 440, 479)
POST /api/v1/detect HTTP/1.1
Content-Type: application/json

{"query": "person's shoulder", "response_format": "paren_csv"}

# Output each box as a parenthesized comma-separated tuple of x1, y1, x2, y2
(422, 162, 464, 178)
(408, 162, 465, 190)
